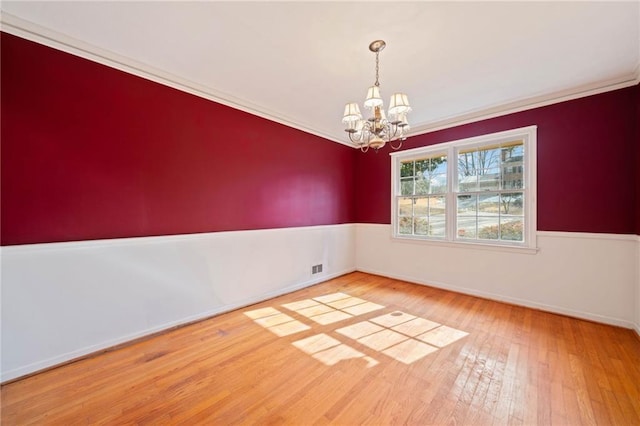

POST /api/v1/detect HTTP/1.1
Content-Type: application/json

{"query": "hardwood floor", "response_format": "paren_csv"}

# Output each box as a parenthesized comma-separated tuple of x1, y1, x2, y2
(2, 272, 639, 425)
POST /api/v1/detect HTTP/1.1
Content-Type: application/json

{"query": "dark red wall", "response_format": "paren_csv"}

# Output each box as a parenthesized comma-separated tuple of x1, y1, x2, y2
(355, 86, 638, 235)
(636, 84, 640, 235)
(2, 32, 637, 244)
(1, 33, 355, 245)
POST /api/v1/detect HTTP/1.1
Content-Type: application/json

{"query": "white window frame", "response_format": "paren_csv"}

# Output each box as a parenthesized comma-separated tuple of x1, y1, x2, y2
(390, 125, 537, 253)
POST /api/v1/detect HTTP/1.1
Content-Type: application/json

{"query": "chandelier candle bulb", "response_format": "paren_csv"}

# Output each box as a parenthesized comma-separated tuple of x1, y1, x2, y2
(341, 40, 411, 153)
(397, 113, 410, 130)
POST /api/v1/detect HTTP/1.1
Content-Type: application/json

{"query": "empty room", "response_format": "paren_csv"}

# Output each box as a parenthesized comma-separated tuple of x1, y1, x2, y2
(1, 2, 639, 424)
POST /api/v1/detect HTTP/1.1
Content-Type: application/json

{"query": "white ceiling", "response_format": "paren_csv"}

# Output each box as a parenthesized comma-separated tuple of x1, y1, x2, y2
(2, 1, 639, 146)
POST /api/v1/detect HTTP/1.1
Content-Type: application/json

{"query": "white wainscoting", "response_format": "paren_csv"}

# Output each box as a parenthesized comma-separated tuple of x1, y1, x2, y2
(356, 224, 639, 332)
(2, 223, 637, 382)
(636, 236, 640, 336)
(0, 224, 356, 382)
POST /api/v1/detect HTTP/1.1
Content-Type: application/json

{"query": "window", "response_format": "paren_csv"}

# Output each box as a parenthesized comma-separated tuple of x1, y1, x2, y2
(391, 126, 537, 251)
(398, 154, 447, 238)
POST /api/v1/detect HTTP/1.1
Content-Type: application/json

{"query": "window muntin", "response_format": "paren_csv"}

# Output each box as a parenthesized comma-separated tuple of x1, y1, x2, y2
(390, 126, 536, 250)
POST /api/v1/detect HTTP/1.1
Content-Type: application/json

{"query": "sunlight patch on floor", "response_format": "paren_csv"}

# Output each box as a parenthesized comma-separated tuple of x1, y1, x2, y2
(245, 292, 468, 366)
(391, 317, 441, 336)
(282, 293, 384, 326)
(292, 333, 379, 367)
(244, 307, 280, 319)
(370, 311, 417, 327)
(416, 325, 469, 348)
(312, 292, 352, 304)
(357, 329, 409, 351)
(335, 321, 383, 340)
(342, 302, 385, 315)
(243, 307, 311, 337)
(326, 296, 367, 309)
(308, 310, 353, 325)
(382, 338, 438, 364)
(335, 311, 469, 364)
(295, 304, 334, 317)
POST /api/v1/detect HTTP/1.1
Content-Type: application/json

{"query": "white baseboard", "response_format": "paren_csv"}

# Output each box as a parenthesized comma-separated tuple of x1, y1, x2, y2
(357, 267, 636, 330)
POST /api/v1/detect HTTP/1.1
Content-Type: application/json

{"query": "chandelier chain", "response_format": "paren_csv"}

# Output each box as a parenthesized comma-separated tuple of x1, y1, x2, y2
(374, 51, 380, 87)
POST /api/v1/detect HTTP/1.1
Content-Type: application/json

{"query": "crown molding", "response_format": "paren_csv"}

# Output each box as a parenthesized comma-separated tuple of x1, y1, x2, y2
(0, 13, 352, 148)
(408, 73, 639, 139)
(1, 12, 637, 151)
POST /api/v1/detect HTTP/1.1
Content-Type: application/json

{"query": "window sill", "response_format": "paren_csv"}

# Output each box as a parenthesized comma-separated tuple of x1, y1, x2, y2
(391, 235, 539, 254)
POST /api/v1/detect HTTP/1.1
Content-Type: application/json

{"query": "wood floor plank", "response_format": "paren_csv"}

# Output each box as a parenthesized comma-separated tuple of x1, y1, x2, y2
(2, 272, 639, 425)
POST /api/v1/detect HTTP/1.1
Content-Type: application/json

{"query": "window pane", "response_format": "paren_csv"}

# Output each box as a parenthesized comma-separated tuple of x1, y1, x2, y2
(478, 147, 501, 170)
(459, 173, 477, 192)
(478, 168, 500, 191)
(457, 218, 477, 239)
(414, 217, 428, 235)
(502, 143, 524, 162)
(400, 178, 414, 195)
(398, 197, 413, 216)
(400, 161, 414, 178)
(501, 218, 523, 241)
(399, 217, 412, 234)
(412, 156, 448, 195)
(478, 194, 499, 214)
(432, 155, 447, 174)
(501, 143, 524, 189)
(499, 193, 523, 215)
(478, 218, 499, 240)
(429, 173, 447, 194)
(415, 175, 429, 195)
(502, 162, 523, 189)
(415, 159, 429, 175)
(429, 218, 446, 237)
(414, 198, 428, 216)
(457, 194, 477, 215)
(458, 150, 478, 180)
(459, 145, 501, 191)
(430, 196, 446, 216)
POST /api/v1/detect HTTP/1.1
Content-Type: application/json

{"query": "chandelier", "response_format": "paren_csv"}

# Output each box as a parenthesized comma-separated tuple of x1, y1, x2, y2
(342, 40, 411, 153)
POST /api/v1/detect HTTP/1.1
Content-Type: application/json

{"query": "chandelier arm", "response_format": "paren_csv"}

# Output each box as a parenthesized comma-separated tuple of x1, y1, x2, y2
(347, 131, 364, 144)
(389, 138, 403, 150)
(360, 124, 371, 142)
(387, 123, 399, 140)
